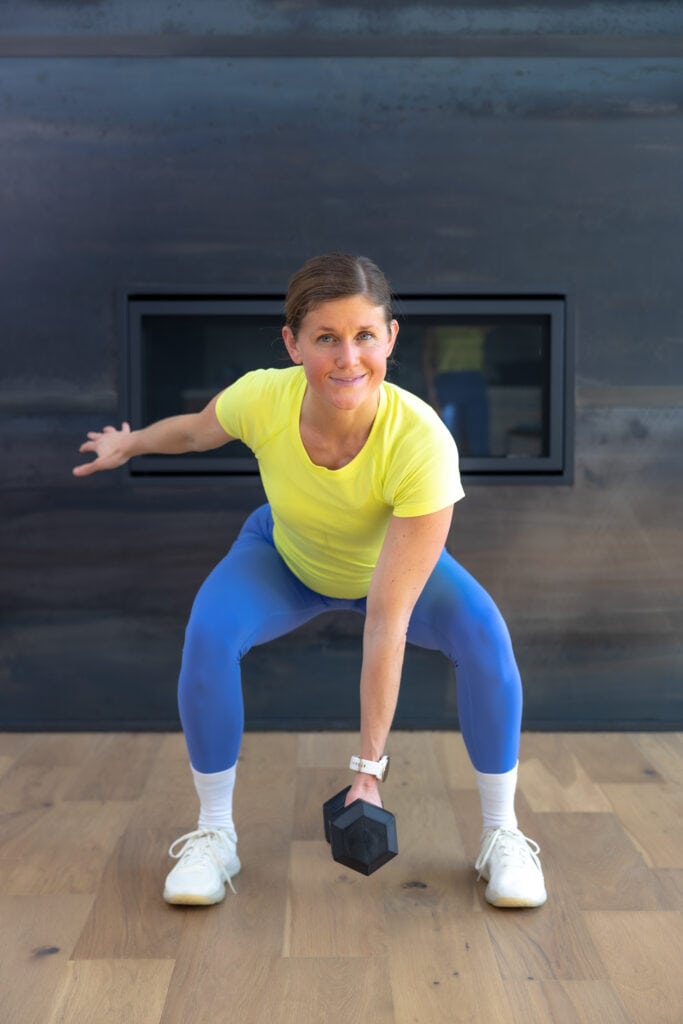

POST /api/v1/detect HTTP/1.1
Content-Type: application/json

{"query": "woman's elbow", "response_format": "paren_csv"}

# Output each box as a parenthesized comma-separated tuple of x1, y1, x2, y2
(363, 607, 412, 644)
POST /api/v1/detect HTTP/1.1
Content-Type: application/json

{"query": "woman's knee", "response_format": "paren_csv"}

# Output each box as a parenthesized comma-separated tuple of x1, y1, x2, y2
(431, 587, 518, 685)
(464, 592, 513, 651)
(184, 590, 252, 666)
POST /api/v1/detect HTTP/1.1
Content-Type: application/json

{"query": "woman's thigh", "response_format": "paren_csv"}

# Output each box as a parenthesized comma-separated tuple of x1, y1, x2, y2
(406, 548, 509, 657)
(185, 504, 334, 656)
(406, 548, 522, 772)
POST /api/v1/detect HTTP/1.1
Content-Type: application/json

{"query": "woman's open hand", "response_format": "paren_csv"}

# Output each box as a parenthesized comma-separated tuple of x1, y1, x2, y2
(72, 422, 134, 477)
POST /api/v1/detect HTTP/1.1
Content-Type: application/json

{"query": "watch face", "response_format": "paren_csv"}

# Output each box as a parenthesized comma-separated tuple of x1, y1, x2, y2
(381, 756, 390, 781)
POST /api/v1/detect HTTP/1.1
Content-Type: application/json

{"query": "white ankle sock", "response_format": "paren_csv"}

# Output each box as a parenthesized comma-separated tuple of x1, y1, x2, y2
(475, 763, 519, 833)
(192, 763, 237, 833)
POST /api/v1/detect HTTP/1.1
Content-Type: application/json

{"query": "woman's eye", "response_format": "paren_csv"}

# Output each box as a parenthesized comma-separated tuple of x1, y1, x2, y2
(358, 332, 375, 342)
(317, 334, 335, 344)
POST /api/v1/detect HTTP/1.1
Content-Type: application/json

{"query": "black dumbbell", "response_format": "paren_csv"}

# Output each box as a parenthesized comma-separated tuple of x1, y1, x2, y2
(322, 785, 398, 876)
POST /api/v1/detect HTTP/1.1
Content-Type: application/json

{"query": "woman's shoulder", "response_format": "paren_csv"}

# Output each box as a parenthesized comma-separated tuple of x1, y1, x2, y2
(215, 365, 304, 440)
(377, 381, 463, 510)
(379, 380, 460, 462)
(230, 364, 304, 395)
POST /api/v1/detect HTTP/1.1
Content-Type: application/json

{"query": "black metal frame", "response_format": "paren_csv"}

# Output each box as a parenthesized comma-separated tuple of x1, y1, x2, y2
(126, 293, 572, 482)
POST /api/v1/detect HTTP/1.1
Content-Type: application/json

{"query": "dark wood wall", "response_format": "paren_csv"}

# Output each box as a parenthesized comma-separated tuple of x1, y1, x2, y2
(1, 3, 682, 731)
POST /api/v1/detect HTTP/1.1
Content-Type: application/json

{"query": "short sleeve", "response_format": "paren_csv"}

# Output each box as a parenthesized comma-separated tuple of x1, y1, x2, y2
(391, 427, 464, 517)
(381, 393, 465, 517)
(214, 370, 263, 444)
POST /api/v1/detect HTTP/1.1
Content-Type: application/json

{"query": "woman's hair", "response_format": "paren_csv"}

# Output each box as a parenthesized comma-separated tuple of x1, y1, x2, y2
(284, 253, 393, 336)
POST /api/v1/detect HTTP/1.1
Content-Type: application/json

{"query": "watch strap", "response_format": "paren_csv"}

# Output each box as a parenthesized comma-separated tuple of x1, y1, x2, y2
(349, 755, 390, 781)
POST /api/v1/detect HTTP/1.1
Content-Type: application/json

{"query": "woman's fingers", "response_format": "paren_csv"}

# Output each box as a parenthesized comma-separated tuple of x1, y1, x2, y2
(72, 460, 99, 477)
(73, 424, 131, 478)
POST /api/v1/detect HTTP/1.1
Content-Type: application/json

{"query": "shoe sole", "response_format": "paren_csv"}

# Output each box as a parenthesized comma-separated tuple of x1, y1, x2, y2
(486, 893, 547, 908)
(478, 865, 547, 909)
(163, 857, 241, 906)
(163, 889, 226, 906)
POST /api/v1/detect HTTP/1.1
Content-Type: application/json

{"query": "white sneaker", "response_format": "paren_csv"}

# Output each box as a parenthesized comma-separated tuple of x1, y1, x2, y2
(475, 827, 547, 908)
(163, 828, 241, 905)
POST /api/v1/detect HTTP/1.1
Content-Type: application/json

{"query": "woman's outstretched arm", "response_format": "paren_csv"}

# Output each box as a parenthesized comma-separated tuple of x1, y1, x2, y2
(72, 393, 234, 477)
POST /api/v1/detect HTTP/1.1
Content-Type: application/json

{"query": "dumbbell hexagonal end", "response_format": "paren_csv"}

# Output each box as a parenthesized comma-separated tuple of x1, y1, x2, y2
(322, 786, 352, 844)
(329, 800, 398, 876)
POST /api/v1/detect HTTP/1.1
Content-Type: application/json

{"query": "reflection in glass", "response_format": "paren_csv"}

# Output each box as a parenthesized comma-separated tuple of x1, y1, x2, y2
(390, 316, 550, 460)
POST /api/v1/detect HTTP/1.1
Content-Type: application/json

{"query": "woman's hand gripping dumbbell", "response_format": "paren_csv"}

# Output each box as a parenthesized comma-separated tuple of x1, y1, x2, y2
(321, 755, 398, 876)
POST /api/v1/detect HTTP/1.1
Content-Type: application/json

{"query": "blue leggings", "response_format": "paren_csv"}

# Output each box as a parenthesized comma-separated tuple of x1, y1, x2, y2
(178, 504, 522, 775)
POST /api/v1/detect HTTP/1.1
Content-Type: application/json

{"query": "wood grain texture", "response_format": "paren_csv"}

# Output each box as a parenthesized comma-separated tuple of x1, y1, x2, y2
(387, 908, 509, 1023)
(599, 782, 683, 868)
(631, 733, 683, 786)
(284, 840, 387, 958)
(64, 734, 164, 801)
(0, 730, 680, 1024)
(505, 979, 633, 1024)
(0, 894, 94, 1024)
(47, 959, 175, 1024)
(71, 828, 187, 960)
(583, 912, 683, 1024)
(0, 801, 134, 895)
(519, 735, 614, 812)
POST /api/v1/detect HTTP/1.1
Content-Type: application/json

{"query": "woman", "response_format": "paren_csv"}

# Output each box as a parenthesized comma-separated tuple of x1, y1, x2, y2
(73, 253, 546, 909)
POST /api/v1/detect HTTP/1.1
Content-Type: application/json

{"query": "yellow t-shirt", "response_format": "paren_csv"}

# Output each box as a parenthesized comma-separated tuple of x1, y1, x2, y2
(216, 366, 464, 598)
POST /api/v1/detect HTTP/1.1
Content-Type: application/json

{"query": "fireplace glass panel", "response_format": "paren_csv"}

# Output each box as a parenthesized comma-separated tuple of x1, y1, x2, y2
(128, 297, 567, 478)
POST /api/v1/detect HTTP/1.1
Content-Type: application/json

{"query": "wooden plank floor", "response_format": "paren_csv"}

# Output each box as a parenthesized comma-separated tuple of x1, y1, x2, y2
(1, 731, 681, 1024)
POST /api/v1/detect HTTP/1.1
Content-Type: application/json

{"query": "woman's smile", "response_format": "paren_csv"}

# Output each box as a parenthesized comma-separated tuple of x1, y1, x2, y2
(330, 373, 367, 385)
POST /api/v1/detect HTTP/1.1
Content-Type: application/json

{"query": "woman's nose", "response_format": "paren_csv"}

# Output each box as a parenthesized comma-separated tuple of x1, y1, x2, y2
(335, 339, 357, 365)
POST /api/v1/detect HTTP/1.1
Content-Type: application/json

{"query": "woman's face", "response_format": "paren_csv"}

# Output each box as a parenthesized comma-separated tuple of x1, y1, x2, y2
(282, 294, 398, 415)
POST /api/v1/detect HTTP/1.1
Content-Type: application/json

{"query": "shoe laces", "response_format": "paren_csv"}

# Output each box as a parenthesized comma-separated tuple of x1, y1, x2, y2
(475, 827, 542, 880)
(168, 828, 238, 894)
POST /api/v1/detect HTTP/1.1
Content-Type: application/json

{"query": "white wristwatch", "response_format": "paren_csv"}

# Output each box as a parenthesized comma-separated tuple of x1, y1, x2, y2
(349, 754, 391, 782)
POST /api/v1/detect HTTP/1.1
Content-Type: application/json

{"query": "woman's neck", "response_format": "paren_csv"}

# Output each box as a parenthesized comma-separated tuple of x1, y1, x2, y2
(299, 389, 380, 469)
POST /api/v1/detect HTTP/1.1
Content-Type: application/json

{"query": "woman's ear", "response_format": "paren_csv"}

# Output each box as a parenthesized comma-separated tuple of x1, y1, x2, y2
(282, 325, 302, 364)
(386, 319, 399, 357)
